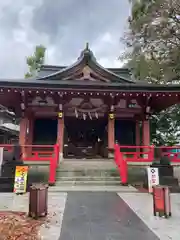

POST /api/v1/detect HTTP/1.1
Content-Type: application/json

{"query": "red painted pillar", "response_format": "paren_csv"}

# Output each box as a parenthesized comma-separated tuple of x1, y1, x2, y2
(135, 120, 140, 146)
(142, 120, 150, 146)
(142, 119, 150, 160)
(19, 116, 28, 158)
(19, 118, 26, 146)
(114, 144, 128, 185)
(108, 113, 115, 157)
(57, 115, 64, 163)
(135, 120, 141, 155)
(49, 144, 59, 185)
(26, 117, 34, 156)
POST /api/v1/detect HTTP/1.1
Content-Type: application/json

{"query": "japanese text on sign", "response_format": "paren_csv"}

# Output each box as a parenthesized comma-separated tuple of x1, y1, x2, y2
(14, 166, 28, 194)
(147, 167, 159, 193)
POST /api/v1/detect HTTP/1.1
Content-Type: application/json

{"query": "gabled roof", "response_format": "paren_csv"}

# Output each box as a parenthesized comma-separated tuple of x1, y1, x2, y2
(37, 43, 134, 83)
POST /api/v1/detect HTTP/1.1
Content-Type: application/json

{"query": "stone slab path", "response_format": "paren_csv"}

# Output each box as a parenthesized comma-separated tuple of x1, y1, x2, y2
(59, 192, 159, 240)
(119, 192, 180, 240)
(0, 192, 67, 240)
(0, 191, 179, 239)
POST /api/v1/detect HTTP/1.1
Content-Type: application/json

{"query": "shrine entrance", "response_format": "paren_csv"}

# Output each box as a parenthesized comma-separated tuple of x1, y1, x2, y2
(64, 118, 108, 159)
(33, 118, 58, 145)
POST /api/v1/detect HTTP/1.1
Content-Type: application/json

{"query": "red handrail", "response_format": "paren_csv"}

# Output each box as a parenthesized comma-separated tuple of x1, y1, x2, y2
(114, 144, 155, 185)
(157, 146, 180, 163)
(0, 144, 59, 185)
(118, 145, 154, 163)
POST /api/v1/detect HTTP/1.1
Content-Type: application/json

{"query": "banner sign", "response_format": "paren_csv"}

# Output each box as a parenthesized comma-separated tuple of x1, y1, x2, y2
(14, 166, 28, 194)
(147, 167, 159, 193)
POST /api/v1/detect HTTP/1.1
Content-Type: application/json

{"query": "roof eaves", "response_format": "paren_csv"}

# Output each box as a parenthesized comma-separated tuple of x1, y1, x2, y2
(37, 55, 84, 80)
(38, 47, 134, 83)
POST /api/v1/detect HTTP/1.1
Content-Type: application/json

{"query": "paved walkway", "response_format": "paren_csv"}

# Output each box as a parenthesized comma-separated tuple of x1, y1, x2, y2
(0, 192, 67, 239)
(59, 192, 159, 240)
(0, 191, 179, 239)
(119, 192, 180, 240)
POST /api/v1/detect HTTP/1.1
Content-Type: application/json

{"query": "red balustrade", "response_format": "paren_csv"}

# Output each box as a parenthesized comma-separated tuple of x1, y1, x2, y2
(118, 145, 154, 163)
(0, 144, 60, 185)
(114, 144, 154, 184)
(22, 144, 59, 185)
(114, 144, 180, 185)
(158, 146, 180, 163)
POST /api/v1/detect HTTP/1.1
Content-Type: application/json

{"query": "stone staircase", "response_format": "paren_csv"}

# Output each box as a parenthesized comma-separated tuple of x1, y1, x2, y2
(49, 159, 122, 191)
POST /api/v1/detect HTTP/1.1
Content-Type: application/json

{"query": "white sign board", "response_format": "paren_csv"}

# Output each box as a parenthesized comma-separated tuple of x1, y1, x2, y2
(147, 167, 159, 193)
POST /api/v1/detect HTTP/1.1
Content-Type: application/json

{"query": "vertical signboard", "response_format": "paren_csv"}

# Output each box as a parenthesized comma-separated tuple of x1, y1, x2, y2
(14, 166, 28, 194)
(147, 167, 159, 193)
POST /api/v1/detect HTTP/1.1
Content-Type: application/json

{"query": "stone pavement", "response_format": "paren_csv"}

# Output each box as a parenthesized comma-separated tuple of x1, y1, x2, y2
(119, 192, 180, 240)
(0, 190, 179, 239)
(0, 192, 67, 240)
(59, 192, 159, 240)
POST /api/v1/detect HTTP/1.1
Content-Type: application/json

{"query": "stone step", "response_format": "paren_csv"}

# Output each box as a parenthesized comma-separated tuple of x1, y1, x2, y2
(55, 176, 121, 181)
(56, 173, 120, 179)
(56, 168, 119, 175)
(58, 160, 116, 170)
(55, 180, 121, 186)
(48, 185, 137, 192)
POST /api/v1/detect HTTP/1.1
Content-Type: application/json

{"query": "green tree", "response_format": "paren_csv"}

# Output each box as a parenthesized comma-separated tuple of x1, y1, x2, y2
(25, 45, 46, 78)
(122, 0, 180, 145)
(122, 0, 180, 83)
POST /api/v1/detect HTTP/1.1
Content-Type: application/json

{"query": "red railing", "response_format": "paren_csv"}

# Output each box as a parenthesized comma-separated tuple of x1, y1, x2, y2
(0, 144, 59, 185)
(114, 144, 154, 185)
(118, 145, 154, 163)
(114, 144, 180, 185)
(158, 146, 180, 163)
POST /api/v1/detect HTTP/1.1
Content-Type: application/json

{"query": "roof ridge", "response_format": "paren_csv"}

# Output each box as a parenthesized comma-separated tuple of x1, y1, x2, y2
(38, 45, 134, 83)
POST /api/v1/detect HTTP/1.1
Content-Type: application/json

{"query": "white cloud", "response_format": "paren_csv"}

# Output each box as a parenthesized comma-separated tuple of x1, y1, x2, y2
(0, 0, 130, 78)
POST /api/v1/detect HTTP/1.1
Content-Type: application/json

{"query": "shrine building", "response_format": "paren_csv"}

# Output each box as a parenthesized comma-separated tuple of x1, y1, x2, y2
(0, 44, 179, 160)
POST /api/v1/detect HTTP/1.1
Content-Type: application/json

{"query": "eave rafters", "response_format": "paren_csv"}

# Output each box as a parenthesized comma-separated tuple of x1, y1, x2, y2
(0, 87, 178, 113)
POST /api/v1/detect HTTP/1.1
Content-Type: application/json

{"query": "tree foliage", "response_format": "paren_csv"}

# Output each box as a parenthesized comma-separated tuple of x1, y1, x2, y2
(25, 45, 46, 78)
(122, 0, 180, 145)
(122, 0, 180, 83)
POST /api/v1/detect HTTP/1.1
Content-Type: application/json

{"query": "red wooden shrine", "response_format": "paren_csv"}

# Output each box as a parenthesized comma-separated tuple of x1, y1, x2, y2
(0, 44, 179, 184)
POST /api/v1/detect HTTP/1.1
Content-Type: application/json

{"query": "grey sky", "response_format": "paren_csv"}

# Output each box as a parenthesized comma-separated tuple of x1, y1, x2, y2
(0, 0, 130, 78)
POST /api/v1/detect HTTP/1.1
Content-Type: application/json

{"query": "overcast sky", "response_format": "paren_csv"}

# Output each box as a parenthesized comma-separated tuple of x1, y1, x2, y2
(0, 0, 130, 78)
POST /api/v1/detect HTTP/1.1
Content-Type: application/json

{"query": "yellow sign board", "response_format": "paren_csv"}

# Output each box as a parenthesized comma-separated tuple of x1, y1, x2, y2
(14, 166, 28, 194)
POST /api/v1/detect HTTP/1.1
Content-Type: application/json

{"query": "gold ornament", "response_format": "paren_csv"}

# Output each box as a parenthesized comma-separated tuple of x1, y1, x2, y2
(109, 113, 114, 120)
(58, 112, 63, 118)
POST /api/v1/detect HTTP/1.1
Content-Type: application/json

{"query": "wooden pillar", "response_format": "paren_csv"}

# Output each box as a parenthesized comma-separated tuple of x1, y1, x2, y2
(19, 117, 28, 146)
(19, 116, 28, 158)
(135, 120, 141, 146)
(26, 117, 34, 156)
(142, 119, 150, 146)
(57, 113, 64, 162)
(108, 113, 115, 154)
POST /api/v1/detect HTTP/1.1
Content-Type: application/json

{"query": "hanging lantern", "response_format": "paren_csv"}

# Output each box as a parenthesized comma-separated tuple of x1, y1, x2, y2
(109, 113, 114, 120)
(58, 112, 63, 119)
